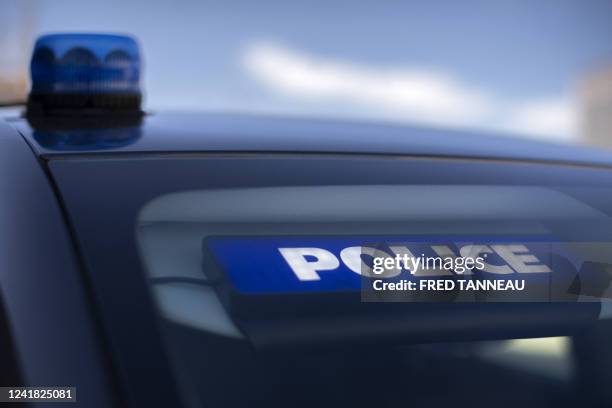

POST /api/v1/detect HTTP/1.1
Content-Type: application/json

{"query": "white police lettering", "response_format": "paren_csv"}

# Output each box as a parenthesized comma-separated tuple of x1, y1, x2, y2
(460, 244, 513, 274)
(277, 248, 339, 281)
(388, 245, 452, 277)
(491, 244, 552, 273)
(340, 246, 401, 278)
(280, 244, 553, 282)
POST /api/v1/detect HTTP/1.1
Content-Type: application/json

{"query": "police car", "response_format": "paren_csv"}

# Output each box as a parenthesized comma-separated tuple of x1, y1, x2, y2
(2, 33, 612, 407)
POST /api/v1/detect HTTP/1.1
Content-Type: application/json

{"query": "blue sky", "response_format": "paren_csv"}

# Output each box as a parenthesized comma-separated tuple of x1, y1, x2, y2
(12, 0, 612, 140)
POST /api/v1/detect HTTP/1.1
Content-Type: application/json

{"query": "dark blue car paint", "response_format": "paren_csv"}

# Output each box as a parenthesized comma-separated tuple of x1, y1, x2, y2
(0, 120, 117, 407)
(10, 112, 612, 167)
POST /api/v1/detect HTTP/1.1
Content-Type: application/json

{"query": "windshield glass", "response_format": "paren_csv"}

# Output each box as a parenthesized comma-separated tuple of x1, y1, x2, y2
(48, 153, 612, 408)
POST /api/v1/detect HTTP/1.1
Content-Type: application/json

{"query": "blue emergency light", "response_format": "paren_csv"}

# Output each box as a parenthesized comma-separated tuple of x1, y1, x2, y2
(27, 33, 142, 115)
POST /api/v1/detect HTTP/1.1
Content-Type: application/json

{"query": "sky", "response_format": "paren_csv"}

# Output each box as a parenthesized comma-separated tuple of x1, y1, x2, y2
(3, 0, 612, 141)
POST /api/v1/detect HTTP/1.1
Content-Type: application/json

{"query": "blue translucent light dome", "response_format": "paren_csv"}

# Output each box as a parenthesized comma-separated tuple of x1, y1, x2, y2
(30, 33, 141, 95)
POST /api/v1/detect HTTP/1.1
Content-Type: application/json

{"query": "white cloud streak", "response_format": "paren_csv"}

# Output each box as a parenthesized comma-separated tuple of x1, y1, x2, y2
(242, 41, 576, 141)
(503, 98, 577, 140)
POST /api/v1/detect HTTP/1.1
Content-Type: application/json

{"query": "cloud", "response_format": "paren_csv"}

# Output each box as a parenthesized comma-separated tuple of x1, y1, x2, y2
(242, 41, 576, 141)
(503, 98, 577, 141)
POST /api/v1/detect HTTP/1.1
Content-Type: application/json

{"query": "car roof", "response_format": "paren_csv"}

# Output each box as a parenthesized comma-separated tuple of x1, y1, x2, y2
(11, 111, 612, 166)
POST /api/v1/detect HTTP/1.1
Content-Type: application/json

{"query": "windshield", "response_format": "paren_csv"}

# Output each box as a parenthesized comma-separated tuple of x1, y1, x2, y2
(48, 153, 612, 408)
(3, 0, 612, 145)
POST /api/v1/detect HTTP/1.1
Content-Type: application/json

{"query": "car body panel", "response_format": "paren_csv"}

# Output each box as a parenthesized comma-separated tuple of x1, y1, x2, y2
(0, 121, 117, 407)
(9, 112, 612, 167)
